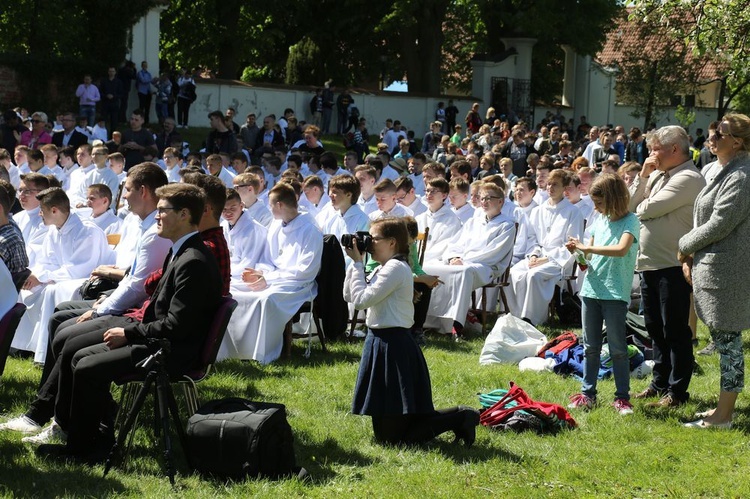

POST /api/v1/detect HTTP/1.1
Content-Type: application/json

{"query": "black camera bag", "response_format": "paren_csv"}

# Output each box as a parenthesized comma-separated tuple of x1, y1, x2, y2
(186, 397, 305, 480)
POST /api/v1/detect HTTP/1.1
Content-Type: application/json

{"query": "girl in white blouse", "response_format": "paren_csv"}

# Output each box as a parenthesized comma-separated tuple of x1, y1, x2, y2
(344, 217, 479, 446)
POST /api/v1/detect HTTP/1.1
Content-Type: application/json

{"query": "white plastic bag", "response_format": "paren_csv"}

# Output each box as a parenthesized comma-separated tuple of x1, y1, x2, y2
(479, 314, 547, 365)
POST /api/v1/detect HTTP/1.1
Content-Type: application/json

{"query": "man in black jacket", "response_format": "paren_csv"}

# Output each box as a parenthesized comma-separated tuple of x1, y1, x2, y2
(99, 67, 124, 138)
(37, 183, 222, 462)
(51, 113, 89, 150)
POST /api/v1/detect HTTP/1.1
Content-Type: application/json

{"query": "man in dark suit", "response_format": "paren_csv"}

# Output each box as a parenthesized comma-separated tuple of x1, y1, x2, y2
(51, 113, 89, 150)
(253, 115, 284, 159)
(37, 183, 222, 462)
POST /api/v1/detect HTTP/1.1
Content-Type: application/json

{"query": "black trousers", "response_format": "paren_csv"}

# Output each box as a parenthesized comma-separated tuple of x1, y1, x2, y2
(177, 98, 191, 126)
(371, 407, 465, 445)
(103, 103, 119, 139)
(27, 314, 133, 426)
(413, 283, 432, 330)
(138, 92, 152, 122)
(640, 266, 694, 400)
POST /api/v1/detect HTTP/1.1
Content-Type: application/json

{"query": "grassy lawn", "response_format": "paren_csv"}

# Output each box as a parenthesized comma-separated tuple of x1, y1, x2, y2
(1, 319, 748, 498)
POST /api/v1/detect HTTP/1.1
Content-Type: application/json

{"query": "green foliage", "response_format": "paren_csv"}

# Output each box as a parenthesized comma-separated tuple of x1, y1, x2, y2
(0, 1, 156, 110)
(285, 38, 324, 86)
(675, 104, 697, 130)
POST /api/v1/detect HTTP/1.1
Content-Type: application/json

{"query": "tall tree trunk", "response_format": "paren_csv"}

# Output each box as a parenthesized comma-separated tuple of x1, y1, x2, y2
(401, 0, 448, 94)
(216, 0, 241, 78)
(717, 76, 727, 121)
(644, 61, 658, 129)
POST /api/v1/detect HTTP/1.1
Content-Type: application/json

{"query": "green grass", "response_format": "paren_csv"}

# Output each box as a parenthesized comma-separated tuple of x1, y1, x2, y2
(1, 320, 749, 498)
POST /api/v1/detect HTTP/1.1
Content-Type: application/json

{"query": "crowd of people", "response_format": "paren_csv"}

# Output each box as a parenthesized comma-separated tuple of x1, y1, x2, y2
(0, 92, 749, 454)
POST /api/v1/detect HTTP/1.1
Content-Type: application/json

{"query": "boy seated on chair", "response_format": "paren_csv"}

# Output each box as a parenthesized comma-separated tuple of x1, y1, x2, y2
(220, 188, 268, 281)
(448, 177, 474, 224)
(232, 172, 273, 227)
(422, 182, 516, 341)
(85, 184, 122, 235)
(506, 168, 585, 326)
(416, 177, 462, 264)
(220, 183, 323, 364)
(368, 178, 413, 220)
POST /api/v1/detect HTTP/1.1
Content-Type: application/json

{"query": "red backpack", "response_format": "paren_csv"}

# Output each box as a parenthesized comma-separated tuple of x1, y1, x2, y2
(480, 382, 577, 432)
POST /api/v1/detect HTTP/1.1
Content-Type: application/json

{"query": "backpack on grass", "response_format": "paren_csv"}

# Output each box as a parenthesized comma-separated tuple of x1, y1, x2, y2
(186, 398, 307, 481)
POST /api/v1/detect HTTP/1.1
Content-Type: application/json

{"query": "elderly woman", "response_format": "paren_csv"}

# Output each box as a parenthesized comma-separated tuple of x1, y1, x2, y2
(20, 112, 52, 150)
(679, 114, 750, 429)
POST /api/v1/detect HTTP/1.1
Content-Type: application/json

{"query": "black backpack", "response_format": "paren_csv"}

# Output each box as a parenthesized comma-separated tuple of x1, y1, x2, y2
(186, 398, 306, 480)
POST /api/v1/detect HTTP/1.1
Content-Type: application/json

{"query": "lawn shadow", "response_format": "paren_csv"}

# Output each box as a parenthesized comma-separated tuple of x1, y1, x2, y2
(0, 377, 39, 413)
(292, 433, 375, 484)
(0, 440, 127, 497)
(428, 437, 523, 464)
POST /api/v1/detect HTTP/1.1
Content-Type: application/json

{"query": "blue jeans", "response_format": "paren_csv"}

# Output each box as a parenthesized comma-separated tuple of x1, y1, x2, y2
(581, 296, 630, 401)
(79, 105, 96, 127)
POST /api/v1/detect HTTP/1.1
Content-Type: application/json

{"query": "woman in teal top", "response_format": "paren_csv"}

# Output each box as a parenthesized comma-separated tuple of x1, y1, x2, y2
(565, 174, 640, 415)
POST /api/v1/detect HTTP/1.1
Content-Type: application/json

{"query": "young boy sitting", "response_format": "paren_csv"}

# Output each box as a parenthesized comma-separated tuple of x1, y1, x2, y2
(448, 177, 474, 224)
(232, 172, 273, 227)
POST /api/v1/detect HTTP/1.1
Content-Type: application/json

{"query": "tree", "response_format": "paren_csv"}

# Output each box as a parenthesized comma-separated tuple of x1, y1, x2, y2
(285, 38, 324, 86)
(631, 0, 750, 120)
(607, 11, 706, 129)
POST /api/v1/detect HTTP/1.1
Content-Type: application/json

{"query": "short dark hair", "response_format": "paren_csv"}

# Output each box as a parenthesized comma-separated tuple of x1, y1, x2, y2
(155, 183, 206, 226)
(328, 174, 360, 201)
(37, 187, 70, 214)
(88, 183, 113, 205)
(180, 172, 226, 222)
(320, 151, 338, 172)
(20, 172, 51, 191)
(127, 162, 168, 194)
(208, 110, 224, 120)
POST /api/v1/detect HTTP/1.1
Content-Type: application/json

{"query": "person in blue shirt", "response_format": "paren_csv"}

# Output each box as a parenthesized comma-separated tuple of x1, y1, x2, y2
(565, 173, 640, 415)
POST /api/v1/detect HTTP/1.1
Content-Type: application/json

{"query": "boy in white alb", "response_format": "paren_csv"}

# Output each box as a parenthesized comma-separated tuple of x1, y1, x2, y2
(368, 178, 413, 221)
(507, 169, 584, 325)
(221, 188, 268, 281)
(448, 177, 474, 224)
(395, 176, 427, 216)
(233, 172, 273, 227)
(416, 178, 462, 264)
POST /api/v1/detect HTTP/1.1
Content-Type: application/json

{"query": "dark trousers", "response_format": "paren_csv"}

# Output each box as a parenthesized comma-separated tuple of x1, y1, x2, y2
(177, 98, 191, 126)
(321, 108, 332, 134)
(640, 266, 694, 400)
(27, 314, 132, 426)
(58, 329, 149, 450)
(103, 104, 119, 138)
(371, 407, 465, 445)
(137, 92, 152, 123)
(413, 283, 432, 330)
(336, 110, 348, 135)
(38, 300, 94, 390)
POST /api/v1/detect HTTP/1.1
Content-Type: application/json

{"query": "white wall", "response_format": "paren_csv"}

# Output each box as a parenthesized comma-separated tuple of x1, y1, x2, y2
(191, 80, 478, 137)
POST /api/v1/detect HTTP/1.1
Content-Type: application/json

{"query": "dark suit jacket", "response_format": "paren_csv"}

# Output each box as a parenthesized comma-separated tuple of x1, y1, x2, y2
(52, 130, 89, 150)
(254, 128, 284, 154)
(123, 233, 222, 368)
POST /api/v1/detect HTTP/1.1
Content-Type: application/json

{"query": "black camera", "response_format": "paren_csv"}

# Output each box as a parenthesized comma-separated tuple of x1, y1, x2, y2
(341, 231, 373, 252)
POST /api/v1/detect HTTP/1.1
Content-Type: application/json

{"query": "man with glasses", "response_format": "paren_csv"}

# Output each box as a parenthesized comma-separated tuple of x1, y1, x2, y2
(422, 181, 516, 340)
(162, 147, 183, 183)
(51, 113, 88, 151)
(13, 173, 51, 267)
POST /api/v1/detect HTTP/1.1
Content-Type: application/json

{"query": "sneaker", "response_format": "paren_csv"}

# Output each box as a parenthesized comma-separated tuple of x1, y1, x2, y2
(22, 422, 67, 445)
(0, 415, 42, 434)
(698, 341, 716, 356)
(646, 394, 685, 408)
(613, 399, 634, 415)
(568, 393, 594, 410)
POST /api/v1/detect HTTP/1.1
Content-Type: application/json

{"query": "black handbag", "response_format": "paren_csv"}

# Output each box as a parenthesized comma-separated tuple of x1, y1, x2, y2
(78, 276, 119, 300)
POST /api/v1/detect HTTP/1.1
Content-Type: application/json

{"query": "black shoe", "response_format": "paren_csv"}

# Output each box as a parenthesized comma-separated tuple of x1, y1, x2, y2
(453, 407, 480, 448)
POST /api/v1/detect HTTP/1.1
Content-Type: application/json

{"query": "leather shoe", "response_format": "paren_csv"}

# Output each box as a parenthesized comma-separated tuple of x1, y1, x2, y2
(454, 407, 480, 448)
(633, 387, 659, 399)
(684, 419, 732, 429)
(646, 394, 685, 408)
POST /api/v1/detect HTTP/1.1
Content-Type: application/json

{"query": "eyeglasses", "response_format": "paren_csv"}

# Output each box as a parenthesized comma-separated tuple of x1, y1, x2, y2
(424, 189, 441, 195)
(480, 196, 502, 203)
(31, 119, 44, 124)
(156, 206, 181, 215)
(18, 188, 40, 196)
(713, 128, 733, 141)
(163, 155, 175, 160)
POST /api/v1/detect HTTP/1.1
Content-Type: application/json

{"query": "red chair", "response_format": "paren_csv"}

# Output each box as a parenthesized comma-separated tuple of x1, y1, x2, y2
(0, 303, 27, 377)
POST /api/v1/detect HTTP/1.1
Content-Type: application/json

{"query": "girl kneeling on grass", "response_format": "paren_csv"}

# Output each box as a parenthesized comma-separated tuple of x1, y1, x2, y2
(343, 217, 479, 446)
(565, 173, 640, 415)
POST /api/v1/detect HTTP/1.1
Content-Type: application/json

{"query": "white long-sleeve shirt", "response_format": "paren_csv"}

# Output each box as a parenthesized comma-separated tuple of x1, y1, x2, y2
(222, 211, 268, 281)
(344, 258, 413, 329)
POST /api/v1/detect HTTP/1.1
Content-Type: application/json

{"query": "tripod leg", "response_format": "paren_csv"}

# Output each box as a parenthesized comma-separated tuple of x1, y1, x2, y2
(104, 372, 156, 477)
(165, 381, 192, 471)
(155, 371, 177, 486)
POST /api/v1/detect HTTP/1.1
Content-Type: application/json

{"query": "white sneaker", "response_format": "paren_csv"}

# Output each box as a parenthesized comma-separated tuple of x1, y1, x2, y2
(0, 415, 42, 434)
(21, 421, 67, 445)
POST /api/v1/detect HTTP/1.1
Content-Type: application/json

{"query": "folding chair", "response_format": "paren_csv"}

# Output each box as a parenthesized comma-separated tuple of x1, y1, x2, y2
(470, 223, 518, 334)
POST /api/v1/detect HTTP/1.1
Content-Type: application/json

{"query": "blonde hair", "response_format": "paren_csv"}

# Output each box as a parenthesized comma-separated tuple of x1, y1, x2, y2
(589, 173, 630, 219)
(723, 113, 750, 152)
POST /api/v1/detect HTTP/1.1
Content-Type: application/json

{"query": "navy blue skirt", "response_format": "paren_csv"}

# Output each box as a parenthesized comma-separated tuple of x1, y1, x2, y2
(352, 327, 435, 416)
